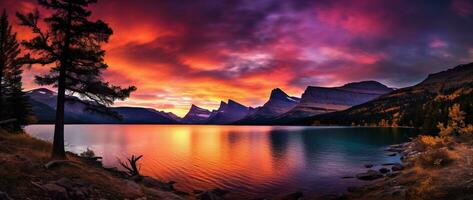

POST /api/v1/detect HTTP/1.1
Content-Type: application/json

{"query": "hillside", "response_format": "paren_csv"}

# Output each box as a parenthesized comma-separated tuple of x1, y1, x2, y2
(299, 63, 473, 129)
(276, 81, 393, 121)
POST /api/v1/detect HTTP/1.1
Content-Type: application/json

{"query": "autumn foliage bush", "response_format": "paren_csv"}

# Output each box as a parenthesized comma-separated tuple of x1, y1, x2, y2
(413, 135, 448, 152)
(417, 148, 453, 168)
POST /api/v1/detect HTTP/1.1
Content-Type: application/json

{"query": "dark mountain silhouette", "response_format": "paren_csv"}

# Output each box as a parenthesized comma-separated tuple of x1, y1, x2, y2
(27, 88, 179, 124)
(275, 81, 393, 121)
(206, 100, 252, 124)
(236, 88, 300, 124)
(181, 104, 212, 124)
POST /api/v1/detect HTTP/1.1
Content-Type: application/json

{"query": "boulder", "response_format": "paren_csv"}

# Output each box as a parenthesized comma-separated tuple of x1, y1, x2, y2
(364, 164, 374, 168)
(42, 183, 68, 199)
(392, 164, 404, 171)
(379, 168, 390, 174)
(386, 172, 400, 178)
(385, 152, 397, 156)
(198, 191, 224, 200)
(356, 170, 383, 181)
(55, 177, 75, 190)
(141, 176, 174, 191)
(275, 192, 303, 200)
(197, 188, 229, 200)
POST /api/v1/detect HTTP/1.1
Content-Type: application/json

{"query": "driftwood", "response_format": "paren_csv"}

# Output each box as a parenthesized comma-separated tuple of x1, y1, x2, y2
(118, 155, 143, 176)
(0, 119, 16, 125)
(44, 160, 81, 169)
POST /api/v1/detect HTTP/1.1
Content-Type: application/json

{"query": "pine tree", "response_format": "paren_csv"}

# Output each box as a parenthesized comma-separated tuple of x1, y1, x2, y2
(17, 0, 136, 159)
(0, 10, 31, 129)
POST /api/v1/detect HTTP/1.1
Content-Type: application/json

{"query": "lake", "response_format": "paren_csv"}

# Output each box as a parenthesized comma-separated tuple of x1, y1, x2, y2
(25, 125, 420, 198)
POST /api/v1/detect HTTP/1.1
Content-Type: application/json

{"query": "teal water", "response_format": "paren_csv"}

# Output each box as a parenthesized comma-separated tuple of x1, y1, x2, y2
(25, 125, 420, 198)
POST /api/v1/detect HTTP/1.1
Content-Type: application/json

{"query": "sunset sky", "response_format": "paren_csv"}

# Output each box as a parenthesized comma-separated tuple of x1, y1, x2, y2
(2, 0, 473, 116)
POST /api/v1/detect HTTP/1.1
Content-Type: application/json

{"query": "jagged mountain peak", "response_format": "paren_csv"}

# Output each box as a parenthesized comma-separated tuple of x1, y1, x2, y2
(189, 104, 208, 111)
(227, 99, 246, 108)
(270, 88, 289, 99)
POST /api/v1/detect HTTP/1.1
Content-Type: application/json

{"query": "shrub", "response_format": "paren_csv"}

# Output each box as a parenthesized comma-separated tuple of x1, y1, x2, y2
(80, 148, 96, 158)
(417, 148, 453, 168)
(406, 177, 435, 200)
(438, 104, 472, 138)
(412, 135, 448, 152)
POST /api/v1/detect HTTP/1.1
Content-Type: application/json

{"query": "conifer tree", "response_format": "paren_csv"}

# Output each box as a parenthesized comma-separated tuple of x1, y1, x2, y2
(17, 0, 136, 159)
(0, 10, 31, 129)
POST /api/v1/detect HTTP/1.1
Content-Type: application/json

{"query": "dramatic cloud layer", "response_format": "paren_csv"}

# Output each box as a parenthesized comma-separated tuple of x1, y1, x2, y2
(3, 0, 473, 116)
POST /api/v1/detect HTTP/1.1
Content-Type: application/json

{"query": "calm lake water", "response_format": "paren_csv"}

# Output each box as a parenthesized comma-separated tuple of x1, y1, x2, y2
(25, 125, 419, 198)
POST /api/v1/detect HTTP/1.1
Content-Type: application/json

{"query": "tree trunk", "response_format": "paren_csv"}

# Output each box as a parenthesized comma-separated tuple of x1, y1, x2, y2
(51, 4, 72, 159)
(0, 67, 3, 120)
(52, 67, 66, 159)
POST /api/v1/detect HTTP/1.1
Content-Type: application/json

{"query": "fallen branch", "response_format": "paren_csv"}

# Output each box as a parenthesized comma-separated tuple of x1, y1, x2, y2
(30, 181, 45, 191)
(0, 119, 16, 125)
(44, 160, 81, 169)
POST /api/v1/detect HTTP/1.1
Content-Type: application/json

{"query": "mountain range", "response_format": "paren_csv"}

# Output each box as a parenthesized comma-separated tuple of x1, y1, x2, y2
(296, 63, 473, 129)
(27, 80, 392, 124)
(27, 88, 180, 124)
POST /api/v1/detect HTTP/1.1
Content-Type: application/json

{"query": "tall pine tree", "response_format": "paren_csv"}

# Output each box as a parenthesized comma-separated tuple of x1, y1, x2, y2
(17, 0, 136, 159)
(0, 10, 31, 130)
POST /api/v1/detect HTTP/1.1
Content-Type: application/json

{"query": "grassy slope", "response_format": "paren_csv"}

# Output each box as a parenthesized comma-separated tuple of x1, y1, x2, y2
(0, 129, 182, 199)
(347, 141, 473, 200)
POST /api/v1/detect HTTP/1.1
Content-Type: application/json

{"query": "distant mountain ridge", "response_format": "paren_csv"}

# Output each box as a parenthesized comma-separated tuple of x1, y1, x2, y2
(181, 104, 212, 124)
(275, 81, 393, 121)
(27, 88, 180, 124)
(236, 88, 300, 124)
(27, 79, 400, 125)
(298, 63, 473, 129)
(206, 100, 252, 124)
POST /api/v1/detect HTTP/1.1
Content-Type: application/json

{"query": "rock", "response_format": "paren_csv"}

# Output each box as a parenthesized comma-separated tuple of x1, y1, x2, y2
(385, 152, 397, 156)
(364, 164, 374, 168)
(381, 163, 397, 166)
(143, 187, 184, 200)
(356, 170, 383, 181)
(347, 186, 361, 193)
(174, 190, 190, 196)
(125, 180, 142, 195)
(42, 183, 68, 199)
(0, 191, 12, 200)
(197, 188, 229, 200)
(341, 176, 355, 179)
(390, 186, 406, 197)
(392, 164, 404, 171)
(275, 192, 303, 200)
(386, 172, 400, 178)
(211, 188, 229, 196)
(198, 191, 224, 200)
(193, 190, 204, 194)
(379, 168, 390, 174)
(141, 177, 174, 191)
(55, 177, 75, 190)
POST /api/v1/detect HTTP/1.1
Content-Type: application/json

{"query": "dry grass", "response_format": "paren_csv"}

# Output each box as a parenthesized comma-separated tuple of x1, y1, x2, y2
(348, 142, 473, 200)
(0, 129, 175, 199)
(416, 148, 455, 168)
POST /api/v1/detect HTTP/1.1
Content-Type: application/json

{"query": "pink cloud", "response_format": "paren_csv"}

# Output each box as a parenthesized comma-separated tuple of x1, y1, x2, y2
(452, 0, 473, 17)
(429, 38, 448, 48)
